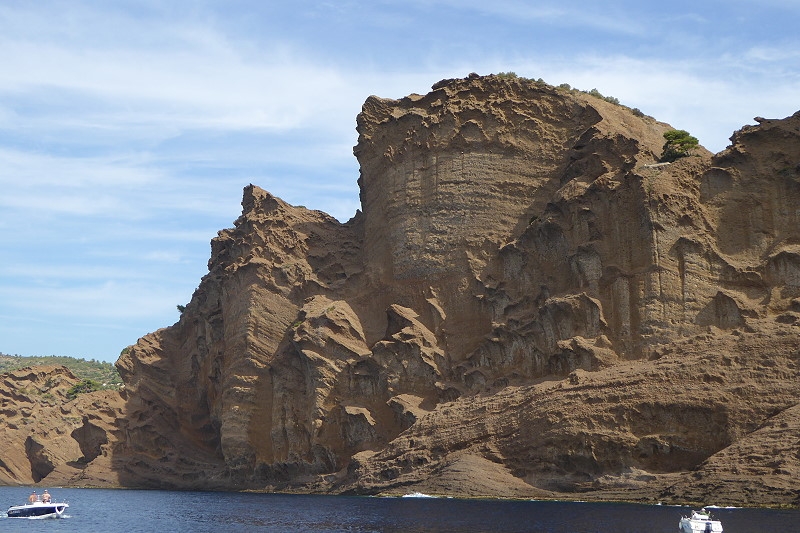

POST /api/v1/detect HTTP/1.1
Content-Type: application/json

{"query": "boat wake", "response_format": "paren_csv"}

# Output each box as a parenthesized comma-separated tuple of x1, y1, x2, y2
(24, 514, 70, 519)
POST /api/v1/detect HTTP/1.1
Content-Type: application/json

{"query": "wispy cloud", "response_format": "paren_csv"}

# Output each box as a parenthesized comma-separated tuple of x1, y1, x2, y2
(0, 43, 351, 133)
(0, 148, 160, 191)
(401, 0, 646, 35)
(743, 45, 800, 64)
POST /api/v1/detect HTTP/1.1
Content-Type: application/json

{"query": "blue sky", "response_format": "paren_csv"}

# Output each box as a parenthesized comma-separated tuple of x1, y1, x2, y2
(1, 1, 798, 363)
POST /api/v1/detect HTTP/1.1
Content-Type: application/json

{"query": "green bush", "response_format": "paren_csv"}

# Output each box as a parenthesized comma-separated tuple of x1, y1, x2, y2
(661, 129, 699, 162)
(66, 379, 101, 400)
(583, 88, 620, 105)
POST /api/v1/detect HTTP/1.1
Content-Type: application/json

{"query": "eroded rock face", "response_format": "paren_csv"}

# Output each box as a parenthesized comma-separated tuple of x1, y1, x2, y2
(5, 75, 798, 506)
(115, 76, 800, 504)
(0, 366, 124, 487)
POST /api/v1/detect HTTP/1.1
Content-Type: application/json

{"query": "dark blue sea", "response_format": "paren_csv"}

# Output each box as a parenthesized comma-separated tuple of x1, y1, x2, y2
(0, 487, 797, 532)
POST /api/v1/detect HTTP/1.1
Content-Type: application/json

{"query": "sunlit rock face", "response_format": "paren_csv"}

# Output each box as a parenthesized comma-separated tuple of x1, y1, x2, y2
(23, 74, 798, 505)
(0, 366, 124, 487)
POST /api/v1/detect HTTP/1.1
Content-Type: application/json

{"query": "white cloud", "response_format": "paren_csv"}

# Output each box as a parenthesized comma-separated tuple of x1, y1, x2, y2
(0, 148, 159, 188)
(401, 0, 647, 36)
(743, 45, 800, 64)
(0, 279, 185, 321)
(0, 4, 368, 145)
(0, 42, 351, 133)
(0, 149, 166, 221)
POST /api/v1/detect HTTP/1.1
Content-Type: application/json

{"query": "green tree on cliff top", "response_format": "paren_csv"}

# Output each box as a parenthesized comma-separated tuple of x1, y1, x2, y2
(660, 129, 699, 162)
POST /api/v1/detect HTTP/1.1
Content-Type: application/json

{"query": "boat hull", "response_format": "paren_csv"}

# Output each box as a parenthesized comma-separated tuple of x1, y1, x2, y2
(7, 502, 68, 518)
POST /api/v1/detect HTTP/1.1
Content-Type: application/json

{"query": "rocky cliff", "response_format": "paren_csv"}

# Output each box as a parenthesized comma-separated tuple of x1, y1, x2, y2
(3, 74, 799, 506)
(0, 366, 123, 486)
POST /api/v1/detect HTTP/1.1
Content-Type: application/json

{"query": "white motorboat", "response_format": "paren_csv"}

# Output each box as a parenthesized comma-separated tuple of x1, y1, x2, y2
(7, 500, 69, 519)
(679, 509, 723, 533)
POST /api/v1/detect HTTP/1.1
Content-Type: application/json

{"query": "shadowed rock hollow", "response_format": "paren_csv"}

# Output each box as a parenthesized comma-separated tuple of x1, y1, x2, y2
(4, 74, 800, 506)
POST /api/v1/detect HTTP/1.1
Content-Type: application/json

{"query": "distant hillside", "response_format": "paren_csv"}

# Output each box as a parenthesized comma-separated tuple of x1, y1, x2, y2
(0, 353, 122, 389)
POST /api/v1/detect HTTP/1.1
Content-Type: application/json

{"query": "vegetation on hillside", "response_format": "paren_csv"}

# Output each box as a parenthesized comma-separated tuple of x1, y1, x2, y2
(66, 379, 104, 399)
(493, 72, 651, 119)
(494, 73, 699, 158)
(0, 353, 122, 389)
(660, 129, 700, 162)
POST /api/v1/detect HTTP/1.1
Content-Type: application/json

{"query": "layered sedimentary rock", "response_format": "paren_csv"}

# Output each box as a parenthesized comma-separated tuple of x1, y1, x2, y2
(0, 366, 123, 486)
(3, 74, 799, 506)
(114, 76, 800, 504)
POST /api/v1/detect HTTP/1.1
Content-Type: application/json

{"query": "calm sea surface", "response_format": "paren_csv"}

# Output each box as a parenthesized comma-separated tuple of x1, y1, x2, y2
(0, 487, 797, 532)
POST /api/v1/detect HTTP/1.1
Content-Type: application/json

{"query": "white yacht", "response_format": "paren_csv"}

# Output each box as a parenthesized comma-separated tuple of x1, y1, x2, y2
(679, 509, 723, 533)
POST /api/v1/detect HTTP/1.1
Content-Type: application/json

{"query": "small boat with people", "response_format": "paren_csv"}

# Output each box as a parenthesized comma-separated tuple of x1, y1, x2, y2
(7, 490, 68, 519)
(679, 508, 723, 533)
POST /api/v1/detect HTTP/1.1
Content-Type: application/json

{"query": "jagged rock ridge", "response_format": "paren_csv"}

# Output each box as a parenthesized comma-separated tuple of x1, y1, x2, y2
(3, 74, 799, 506)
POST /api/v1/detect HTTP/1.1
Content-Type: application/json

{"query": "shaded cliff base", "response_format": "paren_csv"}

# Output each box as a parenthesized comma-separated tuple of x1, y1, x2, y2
(1, 317, 799, 509)
(337, 319, 800, 508)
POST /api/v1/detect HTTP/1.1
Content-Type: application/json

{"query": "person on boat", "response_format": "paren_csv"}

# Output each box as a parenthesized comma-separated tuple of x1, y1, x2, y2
(28, 490, 37, 503)
(42, 490, 51, 503)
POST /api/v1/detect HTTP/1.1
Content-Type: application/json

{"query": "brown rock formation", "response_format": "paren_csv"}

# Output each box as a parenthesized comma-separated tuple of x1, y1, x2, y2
(0, 366, 123, 487)
(3, 74, 799, 506)
(117, 75, 800, 504)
